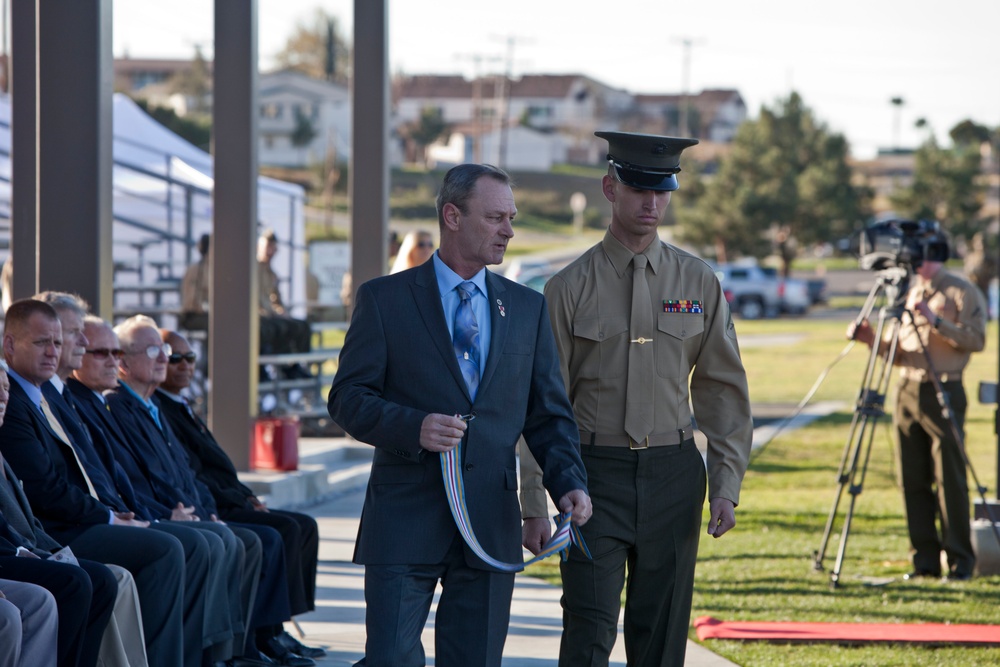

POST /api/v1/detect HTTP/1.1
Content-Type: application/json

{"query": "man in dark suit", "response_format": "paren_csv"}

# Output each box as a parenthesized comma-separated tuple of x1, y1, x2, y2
(157, 329, 325, 662)
(33, 292, 280, 667)
(102, 314, 310, 667)
(328, 163, 592, 667)
(0, 299, 188, 667)
(0, 359, 116, 667)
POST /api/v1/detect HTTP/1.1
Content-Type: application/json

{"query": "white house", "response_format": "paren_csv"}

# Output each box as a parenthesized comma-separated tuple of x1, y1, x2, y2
(258, 69, 351, 168)
(394, 73, 743, 168)
(427, 125, 570, 172)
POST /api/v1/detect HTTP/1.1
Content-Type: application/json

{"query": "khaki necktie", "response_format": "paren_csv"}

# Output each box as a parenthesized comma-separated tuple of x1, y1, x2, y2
(39, 395, 99, 499)
(625, 253, 655, 445)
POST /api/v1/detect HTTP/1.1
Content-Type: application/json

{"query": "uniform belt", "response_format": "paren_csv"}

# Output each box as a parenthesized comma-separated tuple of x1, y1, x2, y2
(901, 372, 963, 384)
(580, 427, 694, 450)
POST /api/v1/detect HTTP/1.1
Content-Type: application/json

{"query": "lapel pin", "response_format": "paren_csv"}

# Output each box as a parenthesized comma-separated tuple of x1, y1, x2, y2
(497, 299, 505, 317)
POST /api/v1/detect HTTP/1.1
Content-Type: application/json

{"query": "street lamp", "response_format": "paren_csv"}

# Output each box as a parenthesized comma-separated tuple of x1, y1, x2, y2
(890, 96, 905, 151)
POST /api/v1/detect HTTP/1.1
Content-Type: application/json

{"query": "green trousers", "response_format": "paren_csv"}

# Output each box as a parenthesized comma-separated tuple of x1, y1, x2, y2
(894, 378, 974, 576)
(559, 441, 706, 667)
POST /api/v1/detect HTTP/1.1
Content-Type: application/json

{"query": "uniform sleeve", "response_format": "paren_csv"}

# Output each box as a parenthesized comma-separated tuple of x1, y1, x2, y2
(689, 271, 753, 506)
(519, 274, 580, 518)
(936, 281, 987, 353)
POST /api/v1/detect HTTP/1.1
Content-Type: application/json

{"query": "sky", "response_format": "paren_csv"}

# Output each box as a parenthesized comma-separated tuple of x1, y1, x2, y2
(113, 0, 1000, 159)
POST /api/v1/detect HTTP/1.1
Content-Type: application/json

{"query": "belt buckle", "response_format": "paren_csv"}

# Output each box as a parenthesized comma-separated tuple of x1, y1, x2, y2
(629, 435, 649, 450)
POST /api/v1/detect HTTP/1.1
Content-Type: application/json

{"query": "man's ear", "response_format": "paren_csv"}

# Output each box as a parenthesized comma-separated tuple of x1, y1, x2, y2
(602, 174, 616, 203)
(2, 335, 13, 362)
(442, 202, 461, 231)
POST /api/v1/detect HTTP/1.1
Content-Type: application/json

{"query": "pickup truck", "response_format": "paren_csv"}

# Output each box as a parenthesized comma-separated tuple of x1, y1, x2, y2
(713, 263, 812, 318)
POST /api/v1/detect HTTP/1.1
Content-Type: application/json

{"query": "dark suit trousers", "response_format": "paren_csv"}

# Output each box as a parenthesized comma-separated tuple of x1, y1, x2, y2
(183, 521, 246, 655)
(66, 524, 186, 667)
(359, 534, 515, 667)
(223, 507, 318, 615)
(147, 522, 216, 667)
(559, 442, 706, 667)
(0, 556, 115, 667)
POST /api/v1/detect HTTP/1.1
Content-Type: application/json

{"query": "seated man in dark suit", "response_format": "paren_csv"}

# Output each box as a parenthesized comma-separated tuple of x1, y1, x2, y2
(34, 292, 269, 667)
(0, 299, 186, 667)
(103, 315, 310, 667)
(0, 359, 116, 667)
(158, 329, 325, 661)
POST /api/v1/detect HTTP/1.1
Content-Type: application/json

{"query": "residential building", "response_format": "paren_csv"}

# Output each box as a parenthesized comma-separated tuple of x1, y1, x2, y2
(394, 72, 746, 169)
(632, 89, 747, 142)
(258, 68, 351, 167)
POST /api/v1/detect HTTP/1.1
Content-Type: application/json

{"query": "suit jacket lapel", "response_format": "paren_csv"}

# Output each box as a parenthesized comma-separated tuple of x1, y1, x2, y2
(479, 270, 508, 396)
(411, 261, 470, 398)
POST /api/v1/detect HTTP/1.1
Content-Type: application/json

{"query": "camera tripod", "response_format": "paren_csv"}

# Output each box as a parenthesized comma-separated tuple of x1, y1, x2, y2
(812, 267, 1000, 587)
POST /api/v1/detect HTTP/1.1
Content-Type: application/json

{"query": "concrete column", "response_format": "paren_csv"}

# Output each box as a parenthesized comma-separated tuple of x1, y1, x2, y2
(211, 0, 258, 470)
(349, 0, 389, 295)
(9, 0, 37, 301)
(36, 0, 113, 316)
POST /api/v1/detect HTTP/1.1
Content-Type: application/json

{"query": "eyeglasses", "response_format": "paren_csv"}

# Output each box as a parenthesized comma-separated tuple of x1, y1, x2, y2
(86, 348, 125, 360)
(168, 352, 197, 364)
(128, 343, 172, 360)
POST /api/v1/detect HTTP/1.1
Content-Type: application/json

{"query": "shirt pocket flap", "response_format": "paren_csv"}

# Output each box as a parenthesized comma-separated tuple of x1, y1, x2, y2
(574, 315, 628, 342)
(657, 312, 705, 340)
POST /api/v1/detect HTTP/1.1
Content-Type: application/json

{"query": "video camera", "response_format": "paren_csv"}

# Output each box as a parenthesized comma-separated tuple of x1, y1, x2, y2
(858, 218, 950, 272)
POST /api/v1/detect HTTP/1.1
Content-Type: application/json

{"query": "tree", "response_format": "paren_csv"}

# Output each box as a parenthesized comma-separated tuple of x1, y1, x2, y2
(134, 99, 211, 151)
(274, 7, 350, 84)
(676, 92, 870, 270)
(167, 46, 212, 116)
(949, 119, 991, 148)
(889, 129, 985, 242)
(399, 107, 449, 167)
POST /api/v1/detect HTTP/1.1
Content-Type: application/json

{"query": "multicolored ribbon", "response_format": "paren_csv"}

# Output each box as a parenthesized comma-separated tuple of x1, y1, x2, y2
(440, 440, 591, 572)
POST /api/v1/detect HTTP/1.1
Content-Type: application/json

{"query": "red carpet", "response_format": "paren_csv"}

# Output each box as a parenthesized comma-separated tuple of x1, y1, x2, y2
(694, 616, 1000, 646)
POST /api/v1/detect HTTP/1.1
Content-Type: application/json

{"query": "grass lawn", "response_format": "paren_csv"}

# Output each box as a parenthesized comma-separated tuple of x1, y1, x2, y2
(527, 316, 1000, 667)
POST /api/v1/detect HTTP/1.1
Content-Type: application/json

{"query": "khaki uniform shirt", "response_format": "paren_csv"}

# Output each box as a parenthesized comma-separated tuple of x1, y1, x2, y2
(891, 269, 986, 382)
(180, 258, 209, 314)
(258, 260, 286, 316)
(521, 231, 753, 516)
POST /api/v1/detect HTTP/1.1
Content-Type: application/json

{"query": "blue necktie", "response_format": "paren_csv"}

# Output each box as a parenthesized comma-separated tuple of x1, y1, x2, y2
(453, 281, 481, 399)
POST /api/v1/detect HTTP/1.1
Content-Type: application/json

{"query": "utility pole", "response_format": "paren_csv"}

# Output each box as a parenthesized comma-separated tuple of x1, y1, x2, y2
(672, 36, 704, 137)
(457, 53, 501, 163)
(492, 34, 530, 169)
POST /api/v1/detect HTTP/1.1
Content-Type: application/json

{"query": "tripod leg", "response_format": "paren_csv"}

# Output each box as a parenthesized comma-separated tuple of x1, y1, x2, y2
(818, 303, 900, 585)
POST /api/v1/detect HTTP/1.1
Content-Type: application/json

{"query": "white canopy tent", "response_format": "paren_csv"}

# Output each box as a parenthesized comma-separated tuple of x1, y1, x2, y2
(0, 93, 307, 320)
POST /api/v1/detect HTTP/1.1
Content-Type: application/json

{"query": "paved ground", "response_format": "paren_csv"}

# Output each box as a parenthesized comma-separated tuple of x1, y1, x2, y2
(283, 479, 739, 667)
(268, 319, 851, 665)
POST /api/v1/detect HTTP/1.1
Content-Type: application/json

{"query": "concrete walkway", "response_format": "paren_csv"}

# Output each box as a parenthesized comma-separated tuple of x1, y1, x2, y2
(275, 448, 738, 666)
(248, 394, 845, 665)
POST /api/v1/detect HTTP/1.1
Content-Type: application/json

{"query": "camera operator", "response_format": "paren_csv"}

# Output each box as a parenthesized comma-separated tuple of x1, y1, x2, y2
(847, 225, 987, 581)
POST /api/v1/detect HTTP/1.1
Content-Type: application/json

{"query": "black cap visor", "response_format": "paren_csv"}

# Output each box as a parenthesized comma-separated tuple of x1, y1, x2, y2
(609, 159, 680, 191)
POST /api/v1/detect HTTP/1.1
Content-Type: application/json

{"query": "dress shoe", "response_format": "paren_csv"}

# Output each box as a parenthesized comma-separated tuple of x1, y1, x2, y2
(903, 569, 940, 580)
(275, 631, 327, 659)
(228, 658, 276, 667)
(945, 571, 972, 581)
(258, 637, 316, 667)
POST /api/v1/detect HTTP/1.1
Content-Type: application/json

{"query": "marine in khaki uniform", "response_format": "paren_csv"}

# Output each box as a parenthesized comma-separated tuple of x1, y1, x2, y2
(849, 225, 986, 580)
(520, 131, 753, 666)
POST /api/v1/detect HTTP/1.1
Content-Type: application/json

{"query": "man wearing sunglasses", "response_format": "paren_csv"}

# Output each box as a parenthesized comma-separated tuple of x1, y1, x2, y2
(519, 132, 753, 667)
(106, 316, 312, 667)
(39, 293, 292, 667)
(0, 298, 189, 667)
(156, 330, 325, 662)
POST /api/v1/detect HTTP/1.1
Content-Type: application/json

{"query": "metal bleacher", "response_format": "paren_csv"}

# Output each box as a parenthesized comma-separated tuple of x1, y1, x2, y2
(0, 115, 346, 429)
